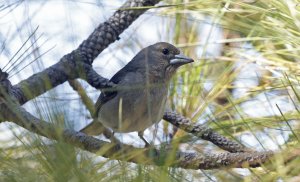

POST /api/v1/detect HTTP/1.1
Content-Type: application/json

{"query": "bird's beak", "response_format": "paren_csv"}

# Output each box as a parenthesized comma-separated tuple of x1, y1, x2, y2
(170, 53, 194, 66)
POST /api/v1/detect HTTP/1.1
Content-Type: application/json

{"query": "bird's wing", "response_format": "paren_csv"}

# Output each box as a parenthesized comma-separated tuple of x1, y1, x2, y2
(82, 70, 143, 135)
(81, 67, 131, 135)
(110, 59, 139, 83)
(81, 57, 143, 135)
(94, 61, 140, 117)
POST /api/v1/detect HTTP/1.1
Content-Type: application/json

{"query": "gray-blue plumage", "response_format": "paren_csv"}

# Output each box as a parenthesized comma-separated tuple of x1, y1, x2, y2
(80, 42, 193, 137)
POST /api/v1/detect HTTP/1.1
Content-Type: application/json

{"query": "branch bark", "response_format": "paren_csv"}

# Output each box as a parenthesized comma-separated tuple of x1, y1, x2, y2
(163, 111, 250, 153)
(12, 0, 160, 105)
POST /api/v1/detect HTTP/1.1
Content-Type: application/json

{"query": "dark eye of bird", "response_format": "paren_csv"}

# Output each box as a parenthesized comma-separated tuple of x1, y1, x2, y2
(162, 48, 169, 55)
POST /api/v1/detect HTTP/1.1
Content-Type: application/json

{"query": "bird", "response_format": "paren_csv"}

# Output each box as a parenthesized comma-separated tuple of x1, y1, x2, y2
(80, 42, 193, 146)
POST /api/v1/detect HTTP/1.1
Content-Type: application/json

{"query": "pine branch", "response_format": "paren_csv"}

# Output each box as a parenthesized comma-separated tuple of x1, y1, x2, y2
(0, 100, 272, 170)
(163, 111, 251, 153)
(11, 0, 161, 105)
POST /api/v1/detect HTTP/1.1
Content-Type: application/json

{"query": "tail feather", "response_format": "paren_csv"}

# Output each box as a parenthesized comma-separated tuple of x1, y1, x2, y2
(80, 120, 105, 136)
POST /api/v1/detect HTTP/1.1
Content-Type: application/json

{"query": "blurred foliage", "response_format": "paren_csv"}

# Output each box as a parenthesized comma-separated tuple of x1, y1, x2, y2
(2, 0, 300, 181)
(165, 0, 300, 181)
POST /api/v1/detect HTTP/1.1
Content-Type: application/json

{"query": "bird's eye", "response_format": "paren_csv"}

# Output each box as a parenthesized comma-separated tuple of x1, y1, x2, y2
(162, 48, 169, 55)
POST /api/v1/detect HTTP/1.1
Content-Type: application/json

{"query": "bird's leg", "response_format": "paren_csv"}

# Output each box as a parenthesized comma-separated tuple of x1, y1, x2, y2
(138, 131, 150, 147)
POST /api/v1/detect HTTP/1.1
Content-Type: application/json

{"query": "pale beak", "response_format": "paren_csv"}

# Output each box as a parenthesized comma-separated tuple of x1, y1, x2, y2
(170, 53, 194, 66)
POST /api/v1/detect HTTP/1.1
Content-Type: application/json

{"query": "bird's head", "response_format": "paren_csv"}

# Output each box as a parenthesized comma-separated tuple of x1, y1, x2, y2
(133, 42, 194, 82)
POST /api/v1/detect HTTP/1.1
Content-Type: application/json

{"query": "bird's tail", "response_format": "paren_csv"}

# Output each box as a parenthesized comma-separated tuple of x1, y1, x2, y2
(80, 120, 106, 136)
